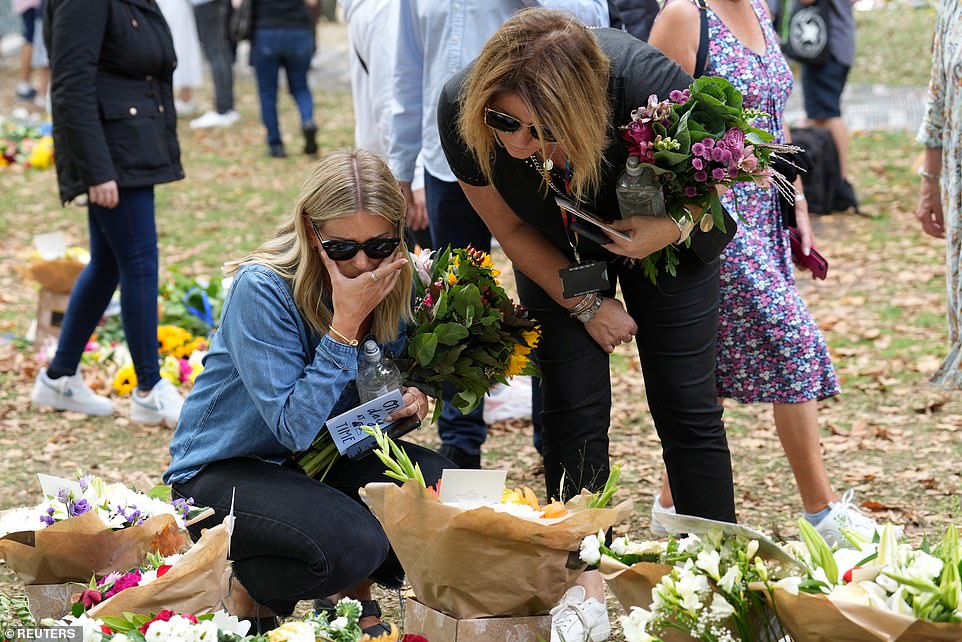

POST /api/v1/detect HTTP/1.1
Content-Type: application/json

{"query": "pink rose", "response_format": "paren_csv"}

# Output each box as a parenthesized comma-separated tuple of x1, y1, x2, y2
(723, 127, 745, 154)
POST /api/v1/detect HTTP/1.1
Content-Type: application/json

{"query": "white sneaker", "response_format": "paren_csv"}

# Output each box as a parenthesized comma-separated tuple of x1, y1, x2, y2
(813, 489, 893, 547)
(174, 99, 198, 117)
(650, 493, 675, 538)
(550, 586, 610, 642)
(31, 368, 114, 416)
(130, 379, 184, 427)
(189, 110, 240, 129)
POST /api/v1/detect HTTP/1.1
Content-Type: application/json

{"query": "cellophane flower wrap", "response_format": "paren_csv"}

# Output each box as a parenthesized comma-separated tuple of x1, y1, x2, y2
(296, 247, 540, 479)
(621, 76, 799, 284)
(0, 475, 204, 584)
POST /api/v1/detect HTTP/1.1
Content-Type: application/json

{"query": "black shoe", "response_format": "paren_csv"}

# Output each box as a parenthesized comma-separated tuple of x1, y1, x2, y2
(268, 143, 287, 159)
(358, 600, 394, 638)
(438, 443, 481, 469)
(303, 123, 318, 155)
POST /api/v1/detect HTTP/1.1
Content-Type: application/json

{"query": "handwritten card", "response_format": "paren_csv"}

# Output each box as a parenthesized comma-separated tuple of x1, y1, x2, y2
(325, 389, 405, 459)
(438, 469, 507, 509)
(38, 473, 83, 500)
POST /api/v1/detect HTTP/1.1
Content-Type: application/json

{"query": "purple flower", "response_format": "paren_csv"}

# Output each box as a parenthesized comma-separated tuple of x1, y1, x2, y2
(691, 142, 706, 158)
(669, 89, 691, 104)
(57, 488, 71, 504)
(720, 149, 734, 166)
(711, 147, 725, 162)
(684, 186, 699, 197)
(694, 171, 708, 182)
(78, 475, 93, 492)
(70, 499, 91, 517)
(702, 137, 715, 150)
(622, 121, 653, 145)
(171, 496, 195, 520)
(723, 127, 745, 154)
(692, 157, 704, 171)
(711, 167, 727, 181)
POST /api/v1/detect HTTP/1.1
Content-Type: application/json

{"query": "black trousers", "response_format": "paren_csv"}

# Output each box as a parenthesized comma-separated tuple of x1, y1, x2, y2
(517, 252, 736, 522)
(172, 443, 448, 616)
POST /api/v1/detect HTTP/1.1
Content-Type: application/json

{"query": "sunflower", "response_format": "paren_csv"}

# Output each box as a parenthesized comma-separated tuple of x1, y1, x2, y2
(112, 364, 137, 396)
(522, 327, 541, 349)
(173, 336, 206, 359)
(504, 348, 530, 378)
(157, 325, 193, 356)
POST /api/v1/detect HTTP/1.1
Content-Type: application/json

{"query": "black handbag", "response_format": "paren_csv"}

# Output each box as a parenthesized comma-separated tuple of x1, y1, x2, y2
(779, 0, 831, 65)
(230, 0, 253, 43)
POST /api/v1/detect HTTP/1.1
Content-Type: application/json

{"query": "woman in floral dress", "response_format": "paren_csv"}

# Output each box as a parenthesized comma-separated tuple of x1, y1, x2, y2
(916, 0, 962, 389)
(649, 0, 880, 544)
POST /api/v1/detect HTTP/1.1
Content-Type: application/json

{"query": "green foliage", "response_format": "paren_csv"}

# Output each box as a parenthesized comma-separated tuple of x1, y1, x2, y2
(158, 269, 227, 338)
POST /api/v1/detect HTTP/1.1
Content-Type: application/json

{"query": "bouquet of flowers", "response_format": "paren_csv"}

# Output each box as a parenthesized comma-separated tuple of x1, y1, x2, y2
(158, 271, 230, 339)
(360, 428, 631, 619)
(757, 520, 962, 641)
(0, 475, 203, 584)
(0, 111, 54, 170)
(295, 248, 540, 479)
(620, 76, 799, 283)
(109, 326, 207, 396)
(583, 529, 789, 642)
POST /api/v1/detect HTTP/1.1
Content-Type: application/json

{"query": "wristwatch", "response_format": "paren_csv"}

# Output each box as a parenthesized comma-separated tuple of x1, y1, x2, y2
(672, 210, 695, 245)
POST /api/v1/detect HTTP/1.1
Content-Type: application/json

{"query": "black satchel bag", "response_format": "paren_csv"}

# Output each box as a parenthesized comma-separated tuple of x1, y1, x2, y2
(230, 0, 253, 43)
(779, 0, 831, 65)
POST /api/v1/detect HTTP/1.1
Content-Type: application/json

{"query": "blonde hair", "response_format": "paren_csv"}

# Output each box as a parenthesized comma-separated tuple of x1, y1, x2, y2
(225, 150, 413, 344)
(460, 8, 612, 201)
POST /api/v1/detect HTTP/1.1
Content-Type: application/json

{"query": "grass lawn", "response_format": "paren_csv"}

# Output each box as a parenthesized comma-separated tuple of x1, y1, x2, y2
(0, 13, 959, 639)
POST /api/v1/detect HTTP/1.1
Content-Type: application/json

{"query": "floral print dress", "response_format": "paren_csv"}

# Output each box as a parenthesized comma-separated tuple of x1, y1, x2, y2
(918, 0, 962, 389)
(706, 0, 840, 403)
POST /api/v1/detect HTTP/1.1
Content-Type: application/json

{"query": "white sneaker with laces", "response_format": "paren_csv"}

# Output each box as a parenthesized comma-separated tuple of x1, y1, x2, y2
(189, 110, 240, 129)
(550, 586, 610, 642)
(813, 489, 895, 547)
(31, 368, 114, 416)
(130, 379, 184, 427)
(650, 493, 675, 538)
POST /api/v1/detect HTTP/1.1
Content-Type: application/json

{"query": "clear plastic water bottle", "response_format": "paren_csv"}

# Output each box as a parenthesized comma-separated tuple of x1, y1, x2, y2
(616, 156, 667, 218)
(356, 340, 401, 403)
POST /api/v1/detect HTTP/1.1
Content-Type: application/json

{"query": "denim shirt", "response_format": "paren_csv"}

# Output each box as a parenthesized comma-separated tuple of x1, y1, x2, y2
(164, 264, 408, 484)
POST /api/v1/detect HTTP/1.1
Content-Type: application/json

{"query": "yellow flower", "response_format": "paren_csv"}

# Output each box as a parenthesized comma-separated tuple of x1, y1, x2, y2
(479, 252, 494, 269)
(447, 271, 457, 286)
(522, 327, 541, 349)
(512, 341, 531, 357)
(160, 355, 181, 385)
(27, 137, 54, 169)
(174, 336, 206, 359)
(112, 364, 137, 396)
(188, 362, 203, 384)
(267, 621, 315, 642)
(504, 350, 529, 378)
(157, 325, 193, 356)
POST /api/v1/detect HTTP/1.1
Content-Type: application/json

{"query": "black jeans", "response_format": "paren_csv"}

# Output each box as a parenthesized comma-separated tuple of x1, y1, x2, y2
(193, 0, 234, 114)
(172, 443, 448, 616)
(516, 253, 736, 522)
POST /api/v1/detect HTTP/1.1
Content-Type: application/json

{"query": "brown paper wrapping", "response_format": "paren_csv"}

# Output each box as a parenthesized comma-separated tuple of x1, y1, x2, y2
(362, 482, 632, 619)
(87, 522, 229, 618)
(752, 584, 962, 642)
(26, 259, 85, 294)
(0, 511, 185, 584)
(599, 556, 699, 642)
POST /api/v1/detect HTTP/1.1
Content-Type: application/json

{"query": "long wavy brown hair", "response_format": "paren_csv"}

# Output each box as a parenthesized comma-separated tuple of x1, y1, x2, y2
(460, 8, 612, 201)
(225, 150, 413, 344)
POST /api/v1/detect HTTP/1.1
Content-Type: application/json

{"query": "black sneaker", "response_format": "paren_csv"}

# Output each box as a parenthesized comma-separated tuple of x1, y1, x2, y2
(268, 143, 287, 159)
(438, 443, 481, 469)
(303, 123, 318, 156)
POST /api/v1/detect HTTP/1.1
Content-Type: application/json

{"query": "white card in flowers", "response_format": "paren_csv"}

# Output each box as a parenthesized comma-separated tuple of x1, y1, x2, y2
(325, 389, 405, 458)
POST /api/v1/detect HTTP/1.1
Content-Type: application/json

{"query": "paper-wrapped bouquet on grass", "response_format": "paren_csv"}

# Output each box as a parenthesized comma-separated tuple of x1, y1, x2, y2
(359, 428, 631, 619)
(0, 474, 204, 584)
(753, 520, 962, 642)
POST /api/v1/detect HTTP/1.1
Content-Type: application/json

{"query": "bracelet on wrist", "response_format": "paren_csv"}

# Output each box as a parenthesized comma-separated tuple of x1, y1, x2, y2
(567, 291, 598, 316)
(328, 325, 359, 347)
(918, 167, 940, 181)
(572, 294, 604, 323)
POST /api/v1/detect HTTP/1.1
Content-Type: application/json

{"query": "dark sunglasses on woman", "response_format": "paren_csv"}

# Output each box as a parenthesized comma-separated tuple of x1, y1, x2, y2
(484, 107, 556, 142)
(311, 221, 401, 261)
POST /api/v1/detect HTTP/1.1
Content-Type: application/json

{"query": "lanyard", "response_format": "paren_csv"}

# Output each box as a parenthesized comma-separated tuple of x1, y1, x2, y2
(553, 160, 583, 263)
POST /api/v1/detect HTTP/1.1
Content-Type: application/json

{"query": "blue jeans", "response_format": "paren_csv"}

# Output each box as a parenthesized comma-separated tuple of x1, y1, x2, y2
(50, 187, 160, 391)
(424, 172, 491, 455)
(250, 27, 315, 147)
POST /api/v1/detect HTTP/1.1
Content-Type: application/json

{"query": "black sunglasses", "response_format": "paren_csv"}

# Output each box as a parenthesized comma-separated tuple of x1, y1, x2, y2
(311, 221, 401, 261)
(484, 107, 556, 142)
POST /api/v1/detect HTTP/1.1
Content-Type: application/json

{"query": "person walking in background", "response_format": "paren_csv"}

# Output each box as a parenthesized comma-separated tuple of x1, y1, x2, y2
(340, 0, 431, 250)
(649, 0, 881, 546)
(250, 0, 320, 158)
(389, 0, 609, 470)
(799, 0, 858, 210)
(189, 0, 241, 129)
(156, 0, 205, 117)
(607, 0, 661, 41)
(915, 0, 962, 388)
(12, 0, 48, 105)
(33, 0, 186, 427)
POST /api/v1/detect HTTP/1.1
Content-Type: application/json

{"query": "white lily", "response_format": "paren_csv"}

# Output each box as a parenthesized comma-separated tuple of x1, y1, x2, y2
(695, 548, 721, 581)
